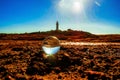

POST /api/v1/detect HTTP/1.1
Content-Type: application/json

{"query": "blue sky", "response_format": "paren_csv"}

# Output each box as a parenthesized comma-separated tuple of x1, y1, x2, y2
(0, 0, 120, 34)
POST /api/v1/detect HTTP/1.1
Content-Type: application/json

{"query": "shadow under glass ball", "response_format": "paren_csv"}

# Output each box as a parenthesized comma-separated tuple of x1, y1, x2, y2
(42, 36, 60, 55)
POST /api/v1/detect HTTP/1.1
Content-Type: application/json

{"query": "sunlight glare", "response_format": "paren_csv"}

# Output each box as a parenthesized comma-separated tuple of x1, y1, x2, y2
(72, 1, 83, 14)
(57, 0, 90, 15)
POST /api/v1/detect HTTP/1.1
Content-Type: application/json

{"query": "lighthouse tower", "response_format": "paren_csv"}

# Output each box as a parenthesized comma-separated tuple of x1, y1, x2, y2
(56, 21, 59, 31)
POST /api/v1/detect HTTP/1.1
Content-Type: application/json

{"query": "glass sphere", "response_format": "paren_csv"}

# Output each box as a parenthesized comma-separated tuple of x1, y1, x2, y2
(42, 36, 60, 55)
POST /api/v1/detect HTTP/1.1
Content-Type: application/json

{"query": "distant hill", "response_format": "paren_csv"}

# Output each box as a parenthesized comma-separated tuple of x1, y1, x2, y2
(0, 30, 120, 42)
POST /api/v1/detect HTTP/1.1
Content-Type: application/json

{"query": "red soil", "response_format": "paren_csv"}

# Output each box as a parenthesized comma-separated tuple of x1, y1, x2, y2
(0, 40, 120, 80)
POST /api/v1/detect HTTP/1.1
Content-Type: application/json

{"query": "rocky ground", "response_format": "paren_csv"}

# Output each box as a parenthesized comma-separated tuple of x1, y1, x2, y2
(0, 40, 120, 80)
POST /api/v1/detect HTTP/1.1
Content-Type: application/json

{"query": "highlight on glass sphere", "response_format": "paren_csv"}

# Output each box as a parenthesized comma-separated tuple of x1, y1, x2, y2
(42, 36, 60, 55)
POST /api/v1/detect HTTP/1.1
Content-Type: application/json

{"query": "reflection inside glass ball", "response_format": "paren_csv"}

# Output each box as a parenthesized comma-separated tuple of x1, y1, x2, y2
(42, 36, 60, 55)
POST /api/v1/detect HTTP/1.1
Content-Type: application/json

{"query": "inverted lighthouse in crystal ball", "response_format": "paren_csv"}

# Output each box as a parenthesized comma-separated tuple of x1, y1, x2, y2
(42, 36, 60, 55)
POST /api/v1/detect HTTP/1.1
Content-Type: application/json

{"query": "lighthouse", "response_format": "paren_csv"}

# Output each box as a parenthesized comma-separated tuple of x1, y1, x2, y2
(56, 21, 59, 31)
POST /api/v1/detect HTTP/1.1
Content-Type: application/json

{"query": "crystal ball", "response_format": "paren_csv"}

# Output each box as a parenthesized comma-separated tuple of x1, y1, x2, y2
(42, 36, 60, 55)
